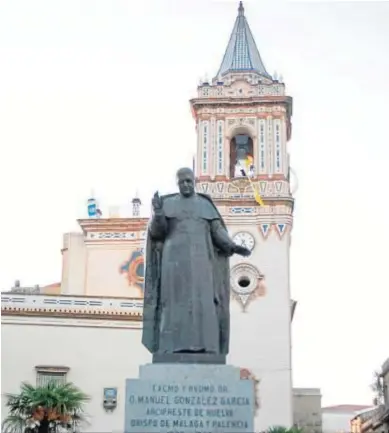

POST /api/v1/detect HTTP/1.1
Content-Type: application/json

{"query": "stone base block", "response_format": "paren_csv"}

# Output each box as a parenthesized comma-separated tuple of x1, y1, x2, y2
(124, 363, 254, 433)
(153, 352, 226, 365)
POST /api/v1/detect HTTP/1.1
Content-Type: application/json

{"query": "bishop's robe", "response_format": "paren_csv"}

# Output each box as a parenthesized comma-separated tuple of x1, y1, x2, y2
(142, 193, 234, 355)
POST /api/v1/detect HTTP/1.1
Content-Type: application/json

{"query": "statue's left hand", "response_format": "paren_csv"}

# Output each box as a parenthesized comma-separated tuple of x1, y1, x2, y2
(233, 244, 251, 257)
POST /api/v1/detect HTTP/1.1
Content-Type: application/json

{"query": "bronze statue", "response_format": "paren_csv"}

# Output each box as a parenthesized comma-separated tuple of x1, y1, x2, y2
(142, 167, 250, 363)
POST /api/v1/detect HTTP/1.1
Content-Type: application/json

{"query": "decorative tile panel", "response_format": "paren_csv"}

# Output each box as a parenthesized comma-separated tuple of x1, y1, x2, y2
(230, 207, 256, 214)
(196, 180, 292, 199)
(86, 232, 136, 241)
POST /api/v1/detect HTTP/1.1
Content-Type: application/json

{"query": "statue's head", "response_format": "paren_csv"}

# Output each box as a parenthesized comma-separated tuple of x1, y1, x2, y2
(176, 167, 195, 197)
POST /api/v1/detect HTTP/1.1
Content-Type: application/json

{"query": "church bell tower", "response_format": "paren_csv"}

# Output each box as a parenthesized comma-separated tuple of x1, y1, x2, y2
(190, 2, 294, 430)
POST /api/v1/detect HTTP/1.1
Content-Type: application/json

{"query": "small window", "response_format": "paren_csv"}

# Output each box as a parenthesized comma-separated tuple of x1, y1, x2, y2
(35, 366, 69, 387)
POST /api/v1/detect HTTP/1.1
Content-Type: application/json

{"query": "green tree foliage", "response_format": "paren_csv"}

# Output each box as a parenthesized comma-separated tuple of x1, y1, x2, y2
(2, 381, 89, 433)
(267, 426, 305, 433)
(371, 370, 384, 405)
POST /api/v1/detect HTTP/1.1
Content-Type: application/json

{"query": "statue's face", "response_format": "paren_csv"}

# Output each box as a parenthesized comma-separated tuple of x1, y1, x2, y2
(178, 172, 195, 197)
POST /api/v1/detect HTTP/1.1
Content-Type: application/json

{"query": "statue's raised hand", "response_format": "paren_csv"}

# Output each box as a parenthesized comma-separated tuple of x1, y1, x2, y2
(152, 191, 163, 211)
(233, 244, 251, 257)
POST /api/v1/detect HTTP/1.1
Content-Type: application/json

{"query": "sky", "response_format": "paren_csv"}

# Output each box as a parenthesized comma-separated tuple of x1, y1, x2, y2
(1, 0, 389, 407)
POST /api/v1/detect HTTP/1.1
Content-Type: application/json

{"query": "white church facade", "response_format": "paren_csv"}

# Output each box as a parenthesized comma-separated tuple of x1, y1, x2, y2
(1, 3, 299, 432)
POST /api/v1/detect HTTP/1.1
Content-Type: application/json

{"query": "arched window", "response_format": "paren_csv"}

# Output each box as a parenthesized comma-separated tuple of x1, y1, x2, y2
(229, 134, 254, 178)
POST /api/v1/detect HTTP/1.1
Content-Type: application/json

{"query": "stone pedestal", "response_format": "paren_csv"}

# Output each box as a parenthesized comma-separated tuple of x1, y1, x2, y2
(124, 364, 254, 433)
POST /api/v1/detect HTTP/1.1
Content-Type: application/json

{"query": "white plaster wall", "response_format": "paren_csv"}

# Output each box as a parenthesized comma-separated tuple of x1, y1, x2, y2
(61, 234, 145, 298)
(85, 244, 143, 298)
(322, 412, 354, 433)
(227, 224, 293, 431)
(61, 233, 86, 295)
(1, 320, 151, 433)
(2, 224, 292, 432)
(2, 310, 291, 433)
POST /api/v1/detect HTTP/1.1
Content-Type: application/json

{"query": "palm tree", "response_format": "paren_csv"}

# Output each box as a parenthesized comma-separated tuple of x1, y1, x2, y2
(2, 381, 89, 433)
(267, 427, 305, 433)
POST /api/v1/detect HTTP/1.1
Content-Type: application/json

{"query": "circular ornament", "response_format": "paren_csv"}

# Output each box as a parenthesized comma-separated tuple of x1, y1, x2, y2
(230, 263, 263, 296)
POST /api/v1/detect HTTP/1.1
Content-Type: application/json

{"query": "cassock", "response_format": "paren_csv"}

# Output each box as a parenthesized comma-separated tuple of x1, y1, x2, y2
(142, 193, 234, 355)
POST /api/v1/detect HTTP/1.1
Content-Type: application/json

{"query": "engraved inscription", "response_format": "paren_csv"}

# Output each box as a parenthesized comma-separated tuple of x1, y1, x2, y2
(125, 380, 253, 433)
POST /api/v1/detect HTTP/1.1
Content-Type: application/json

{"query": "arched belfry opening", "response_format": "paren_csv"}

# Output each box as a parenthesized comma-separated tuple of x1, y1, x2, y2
(230, 134, 254, 178)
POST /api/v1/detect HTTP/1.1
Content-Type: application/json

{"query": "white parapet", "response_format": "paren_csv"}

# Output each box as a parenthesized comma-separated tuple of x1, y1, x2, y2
(1, 293, 144, 318)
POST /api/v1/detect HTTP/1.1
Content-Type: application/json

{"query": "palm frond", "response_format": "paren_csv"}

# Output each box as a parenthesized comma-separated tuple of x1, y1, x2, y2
(289, 427, 305, 433)
(3, 380, 90, 432)
(267, 427, 305, 433)
(1, 414, 26, 433)
(268, 426, 290, 433)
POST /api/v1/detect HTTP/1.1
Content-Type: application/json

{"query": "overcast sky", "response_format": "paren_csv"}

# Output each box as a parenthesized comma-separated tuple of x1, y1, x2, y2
(1, 0, 389, 406)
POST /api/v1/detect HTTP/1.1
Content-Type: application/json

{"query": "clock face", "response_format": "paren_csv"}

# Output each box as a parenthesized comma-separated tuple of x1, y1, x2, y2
(232, 232, 255, 251)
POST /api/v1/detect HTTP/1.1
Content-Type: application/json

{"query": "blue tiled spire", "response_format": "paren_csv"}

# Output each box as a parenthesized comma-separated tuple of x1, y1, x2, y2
(216, 2, 271, 79)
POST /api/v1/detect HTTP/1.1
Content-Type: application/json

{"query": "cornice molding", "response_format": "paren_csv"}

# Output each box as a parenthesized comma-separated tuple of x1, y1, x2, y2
(77, 218, 149, 234)
(1, 293, 143, 321)
(2, 295, 297, 326)
(1, 315, 142, 329)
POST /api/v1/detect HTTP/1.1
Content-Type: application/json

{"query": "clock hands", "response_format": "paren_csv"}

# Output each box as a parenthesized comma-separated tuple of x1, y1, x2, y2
(233, 232, 255, 252)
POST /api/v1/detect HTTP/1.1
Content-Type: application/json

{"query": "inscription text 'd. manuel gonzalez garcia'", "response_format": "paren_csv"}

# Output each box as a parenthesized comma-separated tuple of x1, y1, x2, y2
(125, 382, 254, 432)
